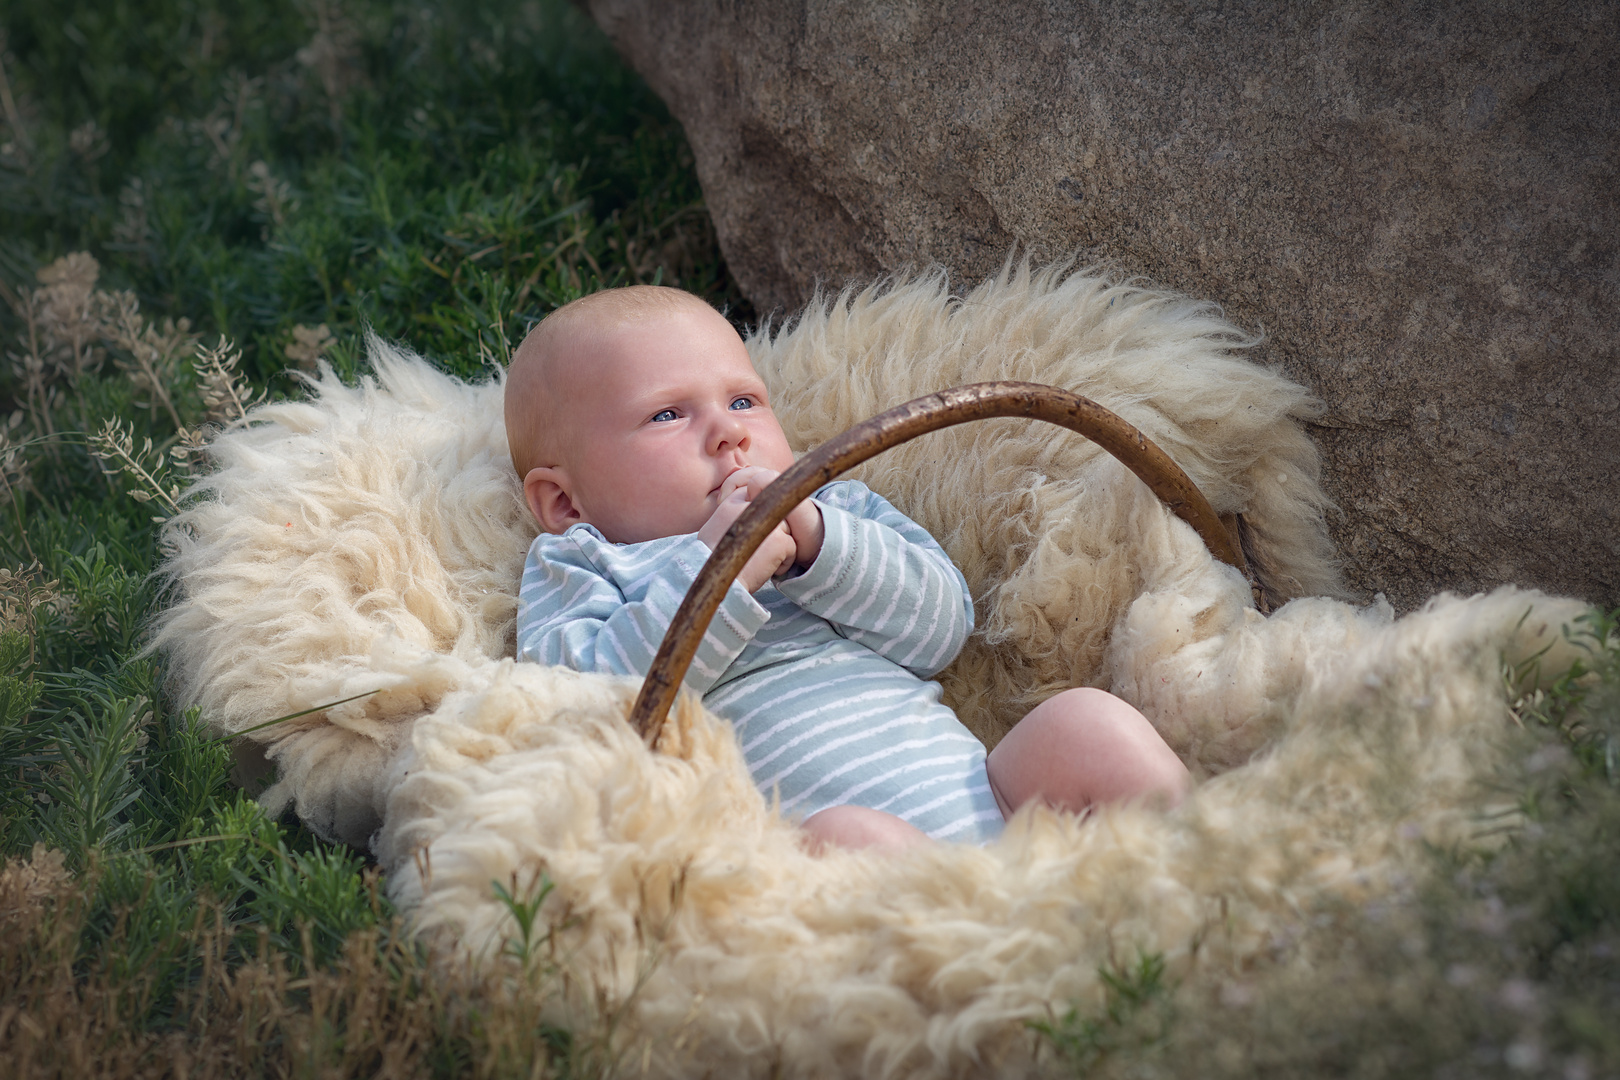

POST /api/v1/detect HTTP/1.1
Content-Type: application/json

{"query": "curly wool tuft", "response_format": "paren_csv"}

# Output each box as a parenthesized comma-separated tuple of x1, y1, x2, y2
(153, 264, 1591, 1077)
(751, 262, 1345, 747)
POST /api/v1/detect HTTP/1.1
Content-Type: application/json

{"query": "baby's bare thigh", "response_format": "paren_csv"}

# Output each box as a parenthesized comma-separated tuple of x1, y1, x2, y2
(801, 804, 930, 854)
(987, 689, 1188, 814)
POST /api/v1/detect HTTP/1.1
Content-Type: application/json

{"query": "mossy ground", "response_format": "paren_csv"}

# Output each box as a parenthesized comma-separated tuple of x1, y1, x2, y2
(0, 2, 1614, 1077)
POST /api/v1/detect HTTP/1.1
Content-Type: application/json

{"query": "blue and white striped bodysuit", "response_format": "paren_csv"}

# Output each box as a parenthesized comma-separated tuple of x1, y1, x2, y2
(516, 480, 1004, 843)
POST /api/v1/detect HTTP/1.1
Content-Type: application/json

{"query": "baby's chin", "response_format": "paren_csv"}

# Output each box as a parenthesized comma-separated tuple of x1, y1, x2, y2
(595, 504, 714, 545)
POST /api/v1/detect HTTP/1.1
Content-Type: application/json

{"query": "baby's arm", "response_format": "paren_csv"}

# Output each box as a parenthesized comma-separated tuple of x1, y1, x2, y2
(774, 481, 973, 678)
(516, 530, 769, 694)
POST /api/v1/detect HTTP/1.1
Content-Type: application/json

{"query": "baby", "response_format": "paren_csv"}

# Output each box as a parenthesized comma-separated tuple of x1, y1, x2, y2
(505, 285, 1188, 852)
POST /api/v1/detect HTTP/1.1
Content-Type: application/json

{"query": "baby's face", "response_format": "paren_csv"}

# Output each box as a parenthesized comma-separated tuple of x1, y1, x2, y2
(530, 306, 795, 543)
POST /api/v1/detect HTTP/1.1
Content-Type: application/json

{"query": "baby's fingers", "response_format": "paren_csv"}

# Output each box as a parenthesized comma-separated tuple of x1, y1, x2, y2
(771, 525, 798, 576)
(737, 522, 796, 592)
(697, 489, 750, 549)
(721, 466, 780, 503)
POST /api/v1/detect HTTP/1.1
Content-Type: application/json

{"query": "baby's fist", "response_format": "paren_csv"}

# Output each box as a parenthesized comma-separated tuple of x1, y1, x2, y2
(715, 467, 824, 569)
(698, 490, 796, 593)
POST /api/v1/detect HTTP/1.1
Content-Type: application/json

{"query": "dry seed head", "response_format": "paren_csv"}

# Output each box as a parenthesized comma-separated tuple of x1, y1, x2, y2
(111, 177, 151, 248)
(170, 426, 209, 468)
(193, 335, 264, 426)
(298, 0, 362, 119)
(68, 120, 108, 163)
(0, 845, 71, 918)
(246, 160, 296, 229)
(97, 289, 195, 428)
(35, 251, 97, 291)
(0, 562, 67, 634)
(89, 416, 183, 518)
(0, 410, 29, 502)
(285, 323, 333, 370)
(31, 252, 107, 378)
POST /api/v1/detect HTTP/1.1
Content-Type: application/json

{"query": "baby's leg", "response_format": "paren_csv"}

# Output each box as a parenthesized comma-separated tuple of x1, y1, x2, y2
(801, 805, 930, 854)
(987, 688, 1189, 816)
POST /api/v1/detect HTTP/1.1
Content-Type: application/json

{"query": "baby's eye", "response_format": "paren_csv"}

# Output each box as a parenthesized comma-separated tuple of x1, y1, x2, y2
(729, 397, 754, 411)
(650, 408, 679, 423)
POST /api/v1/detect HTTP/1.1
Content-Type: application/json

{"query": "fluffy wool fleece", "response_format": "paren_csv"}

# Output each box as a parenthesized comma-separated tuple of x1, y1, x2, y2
(153, 265, 1591, 1077)
(754, 264, 1344, 751)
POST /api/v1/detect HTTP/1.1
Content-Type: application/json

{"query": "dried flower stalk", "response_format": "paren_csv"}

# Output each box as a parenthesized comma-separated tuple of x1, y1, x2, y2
(247, 161, 297, 229)
(98, 290, 196, 430)
(0, 411, 30, 506)
(193, 336, 264, 426)
(111, 178, 151, 250)
(88, 416, 183, 519)
(285, 323, 333, 371)
(0, 562, 68, 662)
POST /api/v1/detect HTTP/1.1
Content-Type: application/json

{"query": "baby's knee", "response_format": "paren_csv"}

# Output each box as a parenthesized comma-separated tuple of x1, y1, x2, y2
(1036, 686, 1140, 729)
(801, 805, 930, 854)
(996, 687, 1190, 811)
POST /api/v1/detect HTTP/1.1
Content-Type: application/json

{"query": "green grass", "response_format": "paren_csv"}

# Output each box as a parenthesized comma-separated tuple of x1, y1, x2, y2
(3, 1, 1617, 1077)
(0, 0, 739, 1074)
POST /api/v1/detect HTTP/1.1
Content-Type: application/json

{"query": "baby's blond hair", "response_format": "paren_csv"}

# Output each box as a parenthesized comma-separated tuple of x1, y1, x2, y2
(504, 286, 718, 478)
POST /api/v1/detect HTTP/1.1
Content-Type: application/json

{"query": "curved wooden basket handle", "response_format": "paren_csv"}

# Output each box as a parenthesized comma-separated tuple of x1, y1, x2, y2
(628, 381, 1246, 744)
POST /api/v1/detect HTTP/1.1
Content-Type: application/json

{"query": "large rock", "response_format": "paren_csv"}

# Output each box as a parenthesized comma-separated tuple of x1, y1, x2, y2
(585, 0, 1619, 608)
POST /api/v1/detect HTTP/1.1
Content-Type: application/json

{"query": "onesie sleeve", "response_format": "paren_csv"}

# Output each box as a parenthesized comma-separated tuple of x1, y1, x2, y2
(773, 480, 974, 678)
(516, 527, 771, 695)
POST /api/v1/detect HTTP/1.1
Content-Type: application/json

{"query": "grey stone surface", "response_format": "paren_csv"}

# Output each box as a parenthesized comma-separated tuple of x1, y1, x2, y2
(586, 0, 1619, 608)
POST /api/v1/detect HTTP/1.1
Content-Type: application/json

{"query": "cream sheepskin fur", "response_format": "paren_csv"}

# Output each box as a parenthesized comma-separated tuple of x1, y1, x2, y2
(756, 264, 1343, 749)
(153, 265, 1591, 1076)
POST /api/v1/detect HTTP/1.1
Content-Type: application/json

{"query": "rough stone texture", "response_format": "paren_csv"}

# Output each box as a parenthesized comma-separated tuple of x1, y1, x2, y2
(586, 0, 1619, 609)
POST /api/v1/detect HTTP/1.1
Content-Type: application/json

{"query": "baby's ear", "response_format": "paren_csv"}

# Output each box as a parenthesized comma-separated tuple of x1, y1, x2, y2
(523, 467, 583, 533)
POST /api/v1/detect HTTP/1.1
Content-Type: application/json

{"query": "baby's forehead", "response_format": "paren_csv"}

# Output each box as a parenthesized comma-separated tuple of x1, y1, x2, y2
(515, 291, 753, 409)
(551, 301, 705, 359)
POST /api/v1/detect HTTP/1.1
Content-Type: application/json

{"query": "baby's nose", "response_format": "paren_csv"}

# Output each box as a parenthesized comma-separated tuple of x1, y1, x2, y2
(709, 410, 751, 454)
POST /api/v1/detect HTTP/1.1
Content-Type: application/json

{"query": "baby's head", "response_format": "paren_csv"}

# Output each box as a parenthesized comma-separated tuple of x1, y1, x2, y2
(505, 285, 794, 542)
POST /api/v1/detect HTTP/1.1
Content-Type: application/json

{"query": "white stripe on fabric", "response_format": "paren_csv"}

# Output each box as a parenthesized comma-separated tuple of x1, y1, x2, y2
(895, 780, 993, 823)
(745, 700, 915, 772)
(517, 482, 995, 842)
(739, 686, 915, 755)
(709, 664, 885, 723)
(927, 809, 1006, 840)
(778, 732, 982, 811)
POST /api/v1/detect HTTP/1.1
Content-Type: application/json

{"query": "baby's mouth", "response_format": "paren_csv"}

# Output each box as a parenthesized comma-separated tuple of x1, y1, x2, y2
(710, 463, 747, 498)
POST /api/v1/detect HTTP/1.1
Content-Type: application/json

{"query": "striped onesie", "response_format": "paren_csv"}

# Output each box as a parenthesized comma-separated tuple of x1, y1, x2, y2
(516, 479, 1004, 843)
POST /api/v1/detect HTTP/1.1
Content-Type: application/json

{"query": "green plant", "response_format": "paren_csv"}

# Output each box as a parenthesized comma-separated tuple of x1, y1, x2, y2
(0, 0, 722, 1072)
(1030, 951, 1174, 1075)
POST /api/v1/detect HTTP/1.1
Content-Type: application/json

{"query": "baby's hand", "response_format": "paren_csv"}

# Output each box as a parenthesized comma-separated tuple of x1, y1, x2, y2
(714, 467, 825, 569)
(698, 490, 796, 593)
